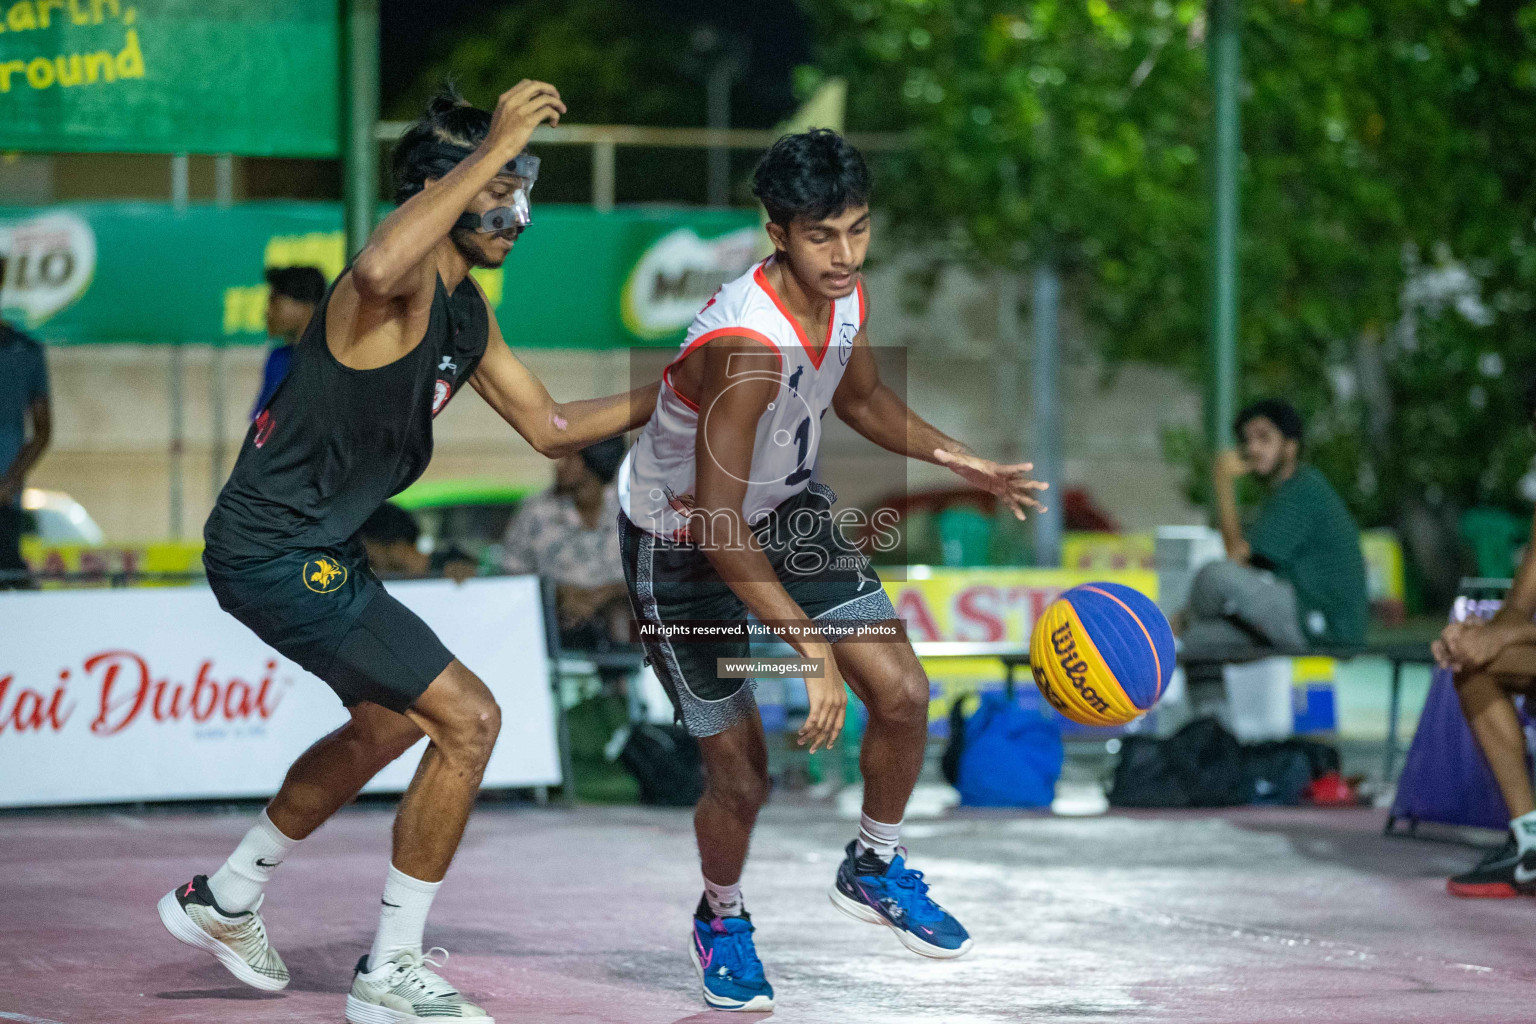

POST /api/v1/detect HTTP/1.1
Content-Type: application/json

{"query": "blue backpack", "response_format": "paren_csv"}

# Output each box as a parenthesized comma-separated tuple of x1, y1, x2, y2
(943, 690, 1063, 807)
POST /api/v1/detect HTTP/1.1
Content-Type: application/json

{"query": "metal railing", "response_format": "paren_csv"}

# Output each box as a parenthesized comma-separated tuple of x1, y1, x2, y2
(373, 122, 909, 212)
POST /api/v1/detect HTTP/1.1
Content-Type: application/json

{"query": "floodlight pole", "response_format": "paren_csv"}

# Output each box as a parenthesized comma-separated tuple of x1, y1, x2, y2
(344, 0, 380, 257)
(1207, 0, 1242, 456)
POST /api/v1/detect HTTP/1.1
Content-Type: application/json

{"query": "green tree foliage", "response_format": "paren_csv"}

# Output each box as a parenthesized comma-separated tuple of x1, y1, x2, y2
(809, 0, 1536, 564)
(806, 1, 1211, 365)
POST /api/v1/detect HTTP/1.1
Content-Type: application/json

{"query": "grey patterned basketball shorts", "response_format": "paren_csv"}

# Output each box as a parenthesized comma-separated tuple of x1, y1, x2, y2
(618, 483, 897, 738)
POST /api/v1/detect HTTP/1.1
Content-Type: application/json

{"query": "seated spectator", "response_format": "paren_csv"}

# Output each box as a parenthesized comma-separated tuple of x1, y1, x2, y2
(1180, 399, 1368, 711)
(357, 502, 476, 582)
(252, 265, 326, 418)
(1438, 381, 1536, 898)
(0, 315, 50, 591)
(502, 436, 630, 650)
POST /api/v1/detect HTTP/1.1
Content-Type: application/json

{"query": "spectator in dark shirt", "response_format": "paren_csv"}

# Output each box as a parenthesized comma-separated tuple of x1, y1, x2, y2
(0, 319, 51, 590)
(1180, 399, 1368, 711)
(357, 502, 477, 583)
(251, 266, 326, 418)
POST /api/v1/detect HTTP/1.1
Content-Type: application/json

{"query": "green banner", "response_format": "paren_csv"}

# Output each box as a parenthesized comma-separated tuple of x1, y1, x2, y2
(0, 0, 339, 156)
(0, 201, 766, 347)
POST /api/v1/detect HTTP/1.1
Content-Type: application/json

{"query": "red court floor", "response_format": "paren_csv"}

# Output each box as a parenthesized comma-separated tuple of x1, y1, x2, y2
(0, 801, 1529, 1024)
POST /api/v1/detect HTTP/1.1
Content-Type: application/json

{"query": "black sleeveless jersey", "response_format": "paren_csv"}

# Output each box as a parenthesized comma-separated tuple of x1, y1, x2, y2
(205, 270, 489, 563)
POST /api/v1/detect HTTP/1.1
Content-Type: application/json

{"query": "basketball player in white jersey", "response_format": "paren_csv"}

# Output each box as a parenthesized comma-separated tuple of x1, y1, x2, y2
(617, 129, 1047, 1011)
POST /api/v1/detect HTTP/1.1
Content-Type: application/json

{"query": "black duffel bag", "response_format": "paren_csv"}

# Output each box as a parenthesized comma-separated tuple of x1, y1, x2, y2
(1109, 717, 1249, 808)
(1111, 717, 1343, 808)
(619, 721, 706, 807)
(1241, 737, 1341, 805)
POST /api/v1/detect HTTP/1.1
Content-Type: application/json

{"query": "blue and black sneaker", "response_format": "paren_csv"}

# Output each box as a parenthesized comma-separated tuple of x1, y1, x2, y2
(689, 896, 775, 1011)
(829, 840, 973, 959)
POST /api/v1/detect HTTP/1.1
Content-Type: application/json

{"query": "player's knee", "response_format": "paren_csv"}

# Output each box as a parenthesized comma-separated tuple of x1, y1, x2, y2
(869, 669, 929, 728)
(444, 697, 501, 766)
(471, 699, 503, 762)
(707, 764, 769, 817)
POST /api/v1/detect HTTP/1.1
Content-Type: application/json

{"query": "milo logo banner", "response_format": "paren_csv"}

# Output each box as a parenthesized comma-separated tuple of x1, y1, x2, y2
(0, 0, 340, 156)
(0, 209, 95, 328)
(621, 225, 765, 339)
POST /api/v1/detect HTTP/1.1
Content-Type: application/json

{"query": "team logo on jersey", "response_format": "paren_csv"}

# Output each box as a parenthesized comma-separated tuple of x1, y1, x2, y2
(302, 557, 348, 594)
(253, 409, 275, 448)
(837, 322, 857, 365)
(432, 379, 452, 417)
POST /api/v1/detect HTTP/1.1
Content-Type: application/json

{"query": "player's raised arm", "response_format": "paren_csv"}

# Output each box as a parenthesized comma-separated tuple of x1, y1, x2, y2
(351, 81, 566, 302)
(832, 312, 1048, 520)
(468, 308, 658, 458)
(690, 338, 848, 752)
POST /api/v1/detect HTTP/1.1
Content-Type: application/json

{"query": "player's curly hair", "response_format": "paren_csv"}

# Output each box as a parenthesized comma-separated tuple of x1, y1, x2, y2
(390, 85, 494, 205)
(752, 128, 870, 227)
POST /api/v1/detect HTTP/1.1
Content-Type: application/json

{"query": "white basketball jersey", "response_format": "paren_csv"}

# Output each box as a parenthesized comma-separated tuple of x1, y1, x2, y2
(620, 256, 866, 538)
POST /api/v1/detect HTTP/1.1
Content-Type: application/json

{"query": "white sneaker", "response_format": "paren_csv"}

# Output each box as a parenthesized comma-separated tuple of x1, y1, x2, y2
(157, 875, 289, 991)
(345, 948, 493, 1024)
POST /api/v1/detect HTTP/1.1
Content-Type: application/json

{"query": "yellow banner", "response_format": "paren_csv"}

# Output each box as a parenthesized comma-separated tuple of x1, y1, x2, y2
(881, 567, 1159, 724)
(1061, 531, 1155, 572)
(21, 539, 204, 586)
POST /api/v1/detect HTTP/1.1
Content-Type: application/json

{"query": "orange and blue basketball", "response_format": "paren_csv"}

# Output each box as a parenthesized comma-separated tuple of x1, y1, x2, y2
(1028, 582, 1174, 727)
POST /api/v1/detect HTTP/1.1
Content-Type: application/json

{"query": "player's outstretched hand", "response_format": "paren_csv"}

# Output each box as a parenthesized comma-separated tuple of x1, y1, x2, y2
(483, 80, 567, 160)
(799, 649, 847, 753)
(934, 449, 1050, 521)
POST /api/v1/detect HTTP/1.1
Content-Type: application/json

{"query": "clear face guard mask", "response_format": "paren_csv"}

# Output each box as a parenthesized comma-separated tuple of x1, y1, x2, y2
(455, 151, 540, 235)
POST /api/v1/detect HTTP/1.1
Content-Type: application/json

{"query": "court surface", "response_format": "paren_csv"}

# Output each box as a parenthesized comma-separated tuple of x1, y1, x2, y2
(1, 801, 1528, 1024)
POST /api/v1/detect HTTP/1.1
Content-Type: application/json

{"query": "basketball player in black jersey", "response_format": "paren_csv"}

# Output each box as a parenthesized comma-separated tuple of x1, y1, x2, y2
(156, 82, 656, 1024)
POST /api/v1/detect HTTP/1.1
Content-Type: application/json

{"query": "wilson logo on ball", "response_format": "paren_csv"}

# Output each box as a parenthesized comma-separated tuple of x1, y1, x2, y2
(1047, 621, 1111, 716)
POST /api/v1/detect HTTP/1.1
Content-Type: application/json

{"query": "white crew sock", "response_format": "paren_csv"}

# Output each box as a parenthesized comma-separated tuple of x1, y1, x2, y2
(856, 812, 903, 864)
(703, 876, 744, 919)
(368, 864, 443, 970)
(206, 809, 301, 914)
(1512, 810, 1536, 853)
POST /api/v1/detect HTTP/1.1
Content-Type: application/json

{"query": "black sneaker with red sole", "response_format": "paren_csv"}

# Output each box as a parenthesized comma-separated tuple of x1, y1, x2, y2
(1447, 833, 1536, 898)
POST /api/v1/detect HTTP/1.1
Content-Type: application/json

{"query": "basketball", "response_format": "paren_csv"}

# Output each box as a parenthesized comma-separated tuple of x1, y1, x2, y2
(1029, 582, 1175, 727)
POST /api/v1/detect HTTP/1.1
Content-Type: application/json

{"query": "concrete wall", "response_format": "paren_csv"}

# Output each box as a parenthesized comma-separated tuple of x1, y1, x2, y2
(28, 267, 1206, 543)
(855, 260, 1206, 532)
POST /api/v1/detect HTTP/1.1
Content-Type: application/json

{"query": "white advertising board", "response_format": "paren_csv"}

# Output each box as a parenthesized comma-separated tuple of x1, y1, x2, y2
(0, 576, 559, 808)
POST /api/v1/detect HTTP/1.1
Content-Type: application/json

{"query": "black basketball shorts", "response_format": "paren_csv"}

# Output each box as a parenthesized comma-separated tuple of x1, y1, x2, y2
(618, 483, 898, 738)
(204, 544, 454, 714)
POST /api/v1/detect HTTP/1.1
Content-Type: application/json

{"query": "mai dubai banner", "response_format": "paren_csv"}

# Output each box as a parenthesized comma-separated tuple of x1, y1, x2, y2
(0, 202, 764, 347)
(0, 576, 559, 807)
